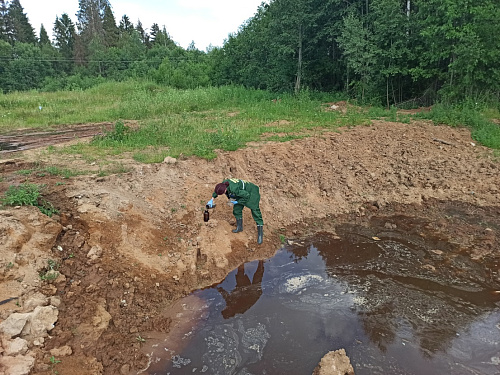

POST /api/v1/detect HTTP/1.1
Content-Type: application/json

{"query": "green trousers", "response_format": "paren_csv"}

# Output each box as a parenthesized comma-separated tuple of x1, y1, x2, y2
(232, 204, 264, 226)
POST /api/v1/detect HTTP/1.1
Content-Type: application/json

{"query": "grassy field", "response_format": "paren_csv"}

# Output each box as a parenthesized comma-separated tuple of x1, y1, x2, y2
(1, 80, 499, 163)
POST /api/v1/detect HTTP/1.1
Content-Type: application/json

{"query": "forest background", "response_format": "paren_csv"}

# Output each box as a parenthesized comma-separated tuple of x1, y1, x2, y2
(0, 0, 499, 108)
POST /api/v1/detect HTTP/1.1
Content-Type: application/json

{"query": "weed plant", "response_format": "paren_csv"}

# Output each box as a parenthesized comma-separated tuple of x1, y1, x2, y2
(39, 259, 59, 281)
(1, 183, 59, 217)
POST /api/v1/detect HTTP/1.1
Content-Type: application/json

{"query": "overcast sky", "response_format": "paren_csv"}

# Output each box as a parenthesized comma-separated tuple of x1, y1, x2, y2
(20, 0, 268, 51)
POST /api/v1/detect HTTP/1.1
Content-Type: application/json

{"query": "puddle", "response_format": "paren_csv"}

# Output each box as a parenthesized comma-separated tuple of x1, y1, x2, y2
(0, 141, 22, 151)
(145, 230, 500, 375)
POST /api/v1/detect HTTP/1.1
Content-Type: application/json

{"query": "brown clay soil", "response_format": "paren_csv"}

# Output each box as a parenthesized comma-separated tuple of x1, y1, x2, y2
(1, 113, 499, 375)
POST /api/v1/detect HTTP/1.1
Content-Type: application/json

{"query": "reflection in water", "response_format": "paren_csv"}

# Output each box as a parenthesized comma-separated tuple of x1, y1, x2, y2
(317, 225, 500, 362)
(152, 227, 500, 375)
(218, 260, 264, 319)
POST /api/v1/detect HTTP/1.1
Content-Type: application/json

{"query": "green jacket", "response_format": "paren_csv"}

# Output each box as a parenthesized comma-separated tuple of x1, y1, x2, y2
(213, 178, 261, 209)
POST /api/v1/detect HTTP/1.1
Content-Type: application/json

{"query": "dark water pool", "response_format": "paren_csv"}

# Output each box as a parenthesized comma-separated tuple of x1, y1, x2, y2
(146, 231, 500, 375)
(0, 141, 22, 151)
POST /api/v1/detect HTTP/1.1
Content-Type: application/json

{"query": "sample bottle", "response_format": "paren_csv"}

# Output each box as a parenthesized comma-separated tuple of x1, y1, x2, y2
(203, 205, 210, 222)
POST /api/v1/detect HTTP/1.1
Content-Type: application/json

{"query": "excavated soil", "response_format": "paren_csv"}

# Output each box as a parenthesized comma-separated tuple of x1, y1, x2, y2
(1, 116, 499, 375)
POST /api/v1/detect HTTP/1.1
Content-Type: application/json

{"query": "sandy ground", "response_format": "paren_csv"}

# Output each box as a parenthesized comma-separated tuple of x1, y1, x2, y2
(0, 114, 499, 375)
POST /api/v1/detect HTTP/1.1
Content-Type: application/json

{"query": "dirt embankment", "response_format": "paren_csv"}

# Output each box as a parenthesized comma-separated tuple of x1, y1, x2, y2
(0, 119, 499, 375)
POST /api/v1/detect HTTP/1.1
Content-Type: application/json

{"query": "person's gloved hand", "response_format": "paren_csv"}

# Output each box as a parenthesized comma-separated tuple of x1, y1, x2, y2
(207, 198, 214, 208)
(227, 200, 238, 205)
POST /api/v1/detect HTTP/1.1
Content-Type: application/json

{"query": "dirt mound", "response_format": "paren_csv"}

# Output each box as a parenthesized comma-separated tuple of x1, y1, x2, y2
(0, 119, 499, 374)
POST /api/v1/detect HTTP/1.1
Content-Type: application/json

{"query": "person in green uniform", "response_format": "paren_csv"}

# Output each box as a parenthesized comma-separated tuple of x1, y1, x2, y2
(207, 178, 264, 245)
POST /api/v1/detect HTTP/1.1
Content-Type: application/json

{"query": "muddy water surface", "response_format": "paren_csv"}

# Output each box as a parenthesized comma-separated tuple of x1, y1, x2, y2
(146, 222, 500, 375)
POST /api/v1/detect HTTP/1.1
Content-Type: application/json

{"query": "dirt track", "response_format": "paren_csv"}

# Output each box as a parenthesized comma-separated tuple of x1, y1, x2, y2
(0, 118, 499, 375)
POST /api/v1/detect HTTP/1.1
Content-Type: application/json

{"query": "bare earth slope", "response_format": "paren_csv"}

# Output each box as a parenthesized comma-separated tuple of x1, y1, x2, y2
(0, 118, 499, 375)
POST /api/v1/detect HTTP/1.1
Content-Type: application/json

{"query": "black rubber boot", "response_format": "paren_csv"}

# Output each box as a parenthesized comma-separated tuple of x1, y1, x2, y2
(232, 218, 243, 233)
(257, 225, 264, 244)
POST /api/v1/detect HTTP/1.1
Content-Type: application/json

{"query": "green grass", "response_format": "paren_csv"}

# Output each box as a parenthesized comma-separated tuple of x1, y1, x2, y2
(415, 103, 500, 149)
(1, 81, 499, 165)
(0, 81, 278, 132)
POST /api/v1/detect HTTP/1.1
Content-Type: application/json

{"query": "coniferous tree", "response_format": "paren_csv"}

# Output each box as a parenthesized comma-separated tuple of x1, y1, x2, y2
(38, 24, 50, 46)
(76, 0, 110, 42)
(38, 24, 59, 77)
(0, 0, 9, 42)
(149, 23, 159, 45)
(7, 0, 36, 44)
(102, 4, 118, 47)
(150, 24, 175, 48)
(73, 33, 86, 65)
(135, 19, 149, 46)
(76, 0, 111, 66)
(0, 39, 11, 91)
(53, 13, 76, 72)
(119, 15, 133, 35)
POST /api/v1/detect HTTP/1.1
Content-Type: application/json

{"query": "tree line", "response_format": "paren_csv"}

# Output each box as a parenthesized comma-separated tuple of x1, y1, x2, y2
(0, 0, 499, 106)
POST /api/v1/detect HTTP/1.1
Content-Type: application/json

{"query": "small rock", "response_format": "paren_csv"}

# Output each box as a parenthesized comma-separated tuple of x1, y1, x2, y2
(312, 348, 355, 375)
(50, 345, 72, 357)
(33, 337, 45, 346)
(24, 305, 59, 338)
(163, 156, 177, 164)
(23, 293, 49, 312)
(3, 337, 29, 356)
(87, 245, 103, 260)
(0, 354, 35, 375)
(50, 296, 61, 307)
(0, 312, 30, 338)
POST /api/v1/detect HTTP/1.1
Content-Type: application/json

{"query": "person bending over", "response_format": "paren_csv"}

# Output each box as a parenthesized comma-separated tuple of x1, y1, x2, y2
(207, 178, 264, 245)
